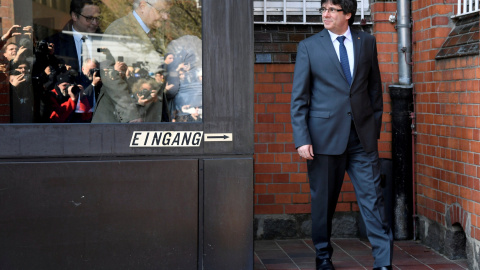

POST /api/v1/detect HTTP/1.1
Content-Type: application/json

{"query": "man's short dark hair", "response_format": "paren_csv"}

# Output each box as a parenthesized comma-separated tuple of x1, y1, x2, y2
(2, 42, 17, 52)
(70, 0, 99, 16)
(321, 0, 357, 26)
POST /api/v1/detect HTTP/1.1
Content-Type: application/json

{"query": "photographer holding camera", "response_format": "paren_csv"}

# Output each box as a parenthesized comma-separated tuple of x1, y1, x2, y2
(70, 58, 102, 122)
(2, 25, 35, 67)
(48, 71, 83, 123)
(9, 61, 35, 123)
(131, 78, 168, 122)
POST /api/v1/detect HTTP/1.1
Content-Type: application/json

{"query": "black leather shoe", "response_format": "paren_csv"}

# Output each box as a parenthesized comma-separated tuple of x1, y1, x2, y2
(316, 258, 335, 270)
(373, 266, 392, 270)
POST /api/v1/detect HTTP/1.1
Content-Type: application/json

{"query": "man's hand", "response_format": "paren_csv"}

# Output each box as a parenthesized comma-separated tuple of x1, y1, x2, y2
(114, 62, 127, 78)
(114, 62, 127, 73)
(0, 63, 8, 73)
(129, 118, 143, 123)
(176, 62, 191, 72)
(67, 84, 83, 101)
(165, 82, 174, 91)
(92, 72, 101, 86)
(137, 91, 157, 106)
(47, 42, 55, 55)
(297, 144, 314, 160)
(22, 25, 34, 39)
(44, 66, 52, 75)
(10, 74, 25, 87)
(2, 25, 22, 42)
(13, 46, 28, 63)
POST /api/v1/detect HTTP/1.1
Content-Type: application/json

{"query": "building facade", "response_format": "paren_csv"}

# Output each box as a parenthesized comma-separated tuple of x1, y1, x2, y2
(1, 0, 480, 268)
(253, 0, 480, 268)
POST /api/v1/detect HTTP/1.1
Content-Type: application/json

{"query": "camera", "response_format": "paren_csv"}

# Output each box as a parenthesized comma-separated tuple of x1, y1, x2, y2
(68, 84, 81, 95)
(139, 88, 152, 99)
(35, 40, 50, 55)
(89, 68, 100, 77)
(10, 70, 22, 76)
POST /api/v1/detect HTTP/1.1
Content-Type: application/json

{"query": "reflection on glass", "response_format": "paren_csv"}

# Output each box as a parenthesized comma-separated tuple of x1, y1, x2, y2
(0, 0, 202, 124)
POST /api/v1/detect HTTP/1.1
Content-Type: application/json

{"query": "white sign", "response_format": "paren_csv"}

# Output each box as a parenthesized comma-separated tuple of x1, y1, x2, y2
(130, 131, 203, 147)
(204, 133, 233, 142)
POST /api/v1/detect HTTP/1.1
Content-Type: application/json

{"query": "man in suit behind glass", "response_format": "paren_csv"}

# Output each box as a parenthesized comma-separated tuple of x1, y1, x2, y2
(47, 0, 102, 72)
(290, 0, 393, 269)
(92, 0, 170, 123)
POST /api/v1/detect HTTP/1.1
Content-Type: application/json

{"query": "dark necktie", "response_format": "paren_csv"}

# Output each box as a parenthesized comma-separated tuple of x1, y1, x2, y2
(337, 36, 352, 85)
(80, 36, 87, 70)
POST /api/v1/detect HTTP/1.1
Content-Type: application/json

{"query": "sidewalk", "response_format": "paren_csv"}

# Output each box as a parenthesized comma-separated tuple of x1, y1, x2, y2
(254, 238, 469, 270)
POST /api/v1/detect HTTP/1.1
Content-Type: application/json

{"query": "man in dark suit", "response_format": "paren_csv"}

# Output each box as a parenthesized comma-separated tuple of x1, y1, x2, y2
(47, 0, 102, 72)
(290, 0, 393, 269)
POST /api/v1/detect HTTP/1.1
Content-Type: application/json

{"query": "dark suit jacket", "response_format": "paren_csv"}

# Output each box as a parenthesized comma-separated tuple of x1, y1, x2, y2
(46, 21, 79, 71)
(290, 28, 383, 155)
(46, 20, 101, 72)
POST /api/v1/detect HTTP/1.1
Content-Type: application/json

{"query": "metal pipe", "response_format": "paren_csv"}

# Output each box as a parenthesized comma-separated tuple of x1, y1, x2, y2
(411, 110, 417, 240)
(361, 0, 365, 20)
(396, 0, 412, 85)
(303, 0, 306, 24)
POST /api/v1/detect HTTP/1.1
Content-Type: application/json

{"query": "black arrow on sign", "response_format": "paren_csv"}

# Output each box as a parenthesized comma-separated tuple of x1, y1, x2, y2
(207, 135, 229, 140)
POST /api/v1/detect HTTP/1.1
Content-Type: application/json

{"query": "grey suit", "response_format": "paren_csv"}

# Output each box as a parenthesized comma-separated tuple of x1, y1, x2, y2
(290, 28, 393, 268)
(92, 13, 166, 123)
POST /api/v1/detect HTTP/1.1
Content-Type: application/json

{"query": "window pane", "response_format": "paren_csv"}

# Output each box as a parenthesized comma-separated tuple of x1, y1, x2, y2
(1, 0, 202, 124)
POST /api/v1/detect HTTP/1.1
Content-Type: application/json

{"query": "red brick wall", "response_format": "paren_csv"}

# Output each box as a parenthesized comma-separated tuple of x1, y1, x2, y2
(253, 8, 399, 215)
(0, 0, 13, 123)
(411, 0, 480, 241)
(254, 63, 316, 215)
(372, 2, 399, 159)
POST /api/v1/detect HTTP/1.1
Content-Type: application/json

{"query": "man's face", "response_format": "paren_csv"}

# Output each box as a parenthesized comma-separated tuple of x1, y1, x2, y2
(140, 0, 169, 29)
(15, 64, 28, 75)
(165, 54, 174, 65)
(154, 73, 164, 83)
(321, 2, 351, 35)
(4, 44, 18, 61)
(82, 60, 98, 80)
(179, 70, 185, 81)
(72, 4, 101, 33)
(58, 82, 69, 91)
(141, 83, 153, 92)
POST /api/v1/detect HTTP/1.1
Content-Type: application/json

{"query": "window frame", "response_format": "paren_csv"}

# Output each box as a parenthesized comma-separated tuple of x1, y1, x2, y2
(0, 0, 254, 159)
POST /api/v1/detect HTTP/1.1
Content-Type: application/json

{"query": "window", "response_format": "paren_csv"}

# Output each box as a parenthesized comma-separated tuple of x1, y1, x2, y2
(1, 0, 202, 124)
(253, 0, 371, 24)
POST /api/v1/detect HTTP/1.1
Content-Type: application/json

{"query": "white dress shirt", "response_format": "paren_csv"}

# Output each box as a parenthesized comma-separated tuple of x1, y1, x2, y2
(72, 27, 93, 69)
(328, 27, 354, 78)
(133, 10, 151, 34)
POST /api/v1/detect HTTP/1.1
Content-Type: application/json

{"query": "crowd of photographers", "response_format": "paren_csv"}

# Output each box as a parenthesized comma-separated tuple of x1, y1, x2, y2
(0, 24, 101, 123)
(0, 0, 202, 124)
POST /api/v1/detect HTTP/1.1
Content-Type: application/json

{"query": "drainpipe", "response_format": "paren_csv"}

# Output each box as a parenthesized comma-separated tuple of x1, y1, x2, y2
(396, 0, 412, 85)
(388, 0, 415, 240)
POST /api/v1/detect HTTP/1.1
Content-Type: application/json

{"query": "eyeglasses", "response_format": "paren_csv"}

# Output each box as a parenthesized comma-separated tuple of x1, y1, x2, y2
(77, 13, 102, 23)
(319, 7, 344, 14)
(146, 1, 169, 16)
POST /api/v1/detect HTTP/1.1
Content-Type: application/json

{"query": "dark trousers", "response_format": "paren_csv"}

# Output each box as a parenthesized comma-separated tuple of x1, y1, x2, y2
(307, 122, 393, 268)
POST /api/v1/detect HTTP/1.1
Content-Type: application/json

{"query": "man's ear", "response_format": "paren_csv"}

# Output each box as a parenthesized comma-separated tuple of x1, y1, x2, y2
(138, 1, 148, 12)
(346, 12, 352, 20)
(71, 12, 78, 22)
